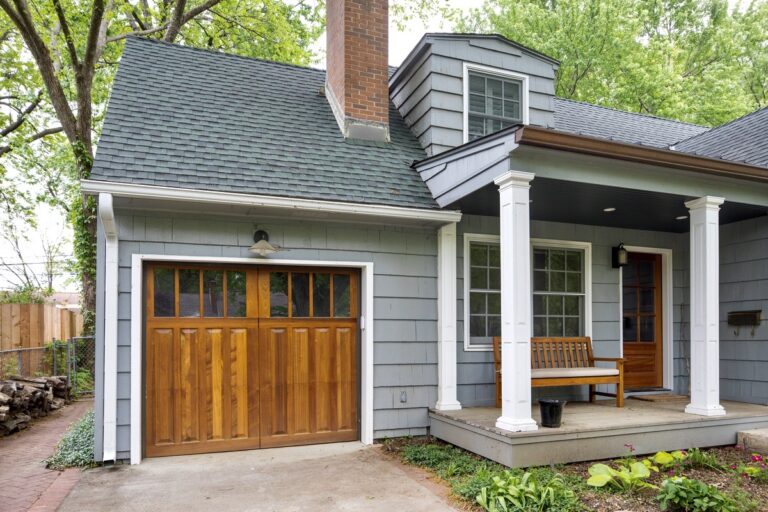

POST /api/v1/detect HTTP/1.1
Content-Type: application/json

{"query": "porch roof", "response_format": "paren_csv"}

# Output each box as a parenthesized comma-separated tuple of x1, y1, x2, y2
(414, 125, 768, 230)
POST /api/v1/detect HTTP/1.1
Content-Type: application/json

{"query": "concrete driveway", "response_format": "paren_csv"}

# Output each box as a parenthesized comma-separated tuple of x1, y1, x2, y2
(59, 442, 459, 511)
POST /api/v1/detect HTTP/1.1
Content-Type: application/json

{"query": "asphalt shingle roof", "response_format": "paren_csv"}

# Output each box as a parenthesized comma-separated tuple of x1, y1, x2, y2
(553, 98, 709, 149)
(673, 107, 768, 168)
(91, 37, 437, 209)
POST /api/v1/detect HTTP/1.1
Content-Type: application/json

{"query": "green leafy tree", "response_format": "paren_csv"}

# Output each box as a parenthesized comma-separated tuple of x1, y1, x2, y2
(453, 0, 768, 126)
(0, 0, 323, 331)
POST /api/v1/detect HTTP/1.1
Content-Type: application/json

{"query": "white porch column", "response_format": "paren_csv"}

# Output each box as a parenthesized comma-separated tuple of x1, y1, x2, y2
(685, 196, 726, 417)
(436, 222, 461, 411)
(495, 171, 538, 432)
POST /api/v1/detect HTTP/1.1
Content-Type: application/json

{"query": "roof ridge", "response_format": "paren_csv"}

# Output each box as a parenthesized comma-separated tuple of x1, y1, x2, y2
(554, 97, 709, 129)
(124, 36, 326, 74)
(673, 105, 768, 148)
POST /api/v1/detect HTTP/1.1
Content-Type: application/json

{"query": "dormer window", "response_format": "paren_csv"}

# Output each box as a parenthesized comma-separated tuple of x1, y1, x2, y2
(463, 64, 529, 142)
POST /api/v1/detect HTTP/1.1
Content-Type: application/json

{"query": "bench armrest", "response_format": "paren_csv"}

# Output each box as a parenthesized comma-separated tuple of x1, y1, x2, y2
(592, 357, 625, 369)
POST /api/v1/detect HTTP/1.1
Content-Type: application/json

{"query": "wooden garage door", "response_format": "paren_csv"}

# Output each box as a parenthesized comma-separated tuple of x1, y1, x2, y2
(144, 264, 359, 457)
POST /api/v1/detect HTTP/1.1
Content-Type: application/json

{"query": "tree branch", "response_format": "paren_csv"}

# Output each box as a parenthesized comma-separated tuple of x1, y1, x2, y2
(164, 0, 187, 42)
(181, 0, 224, 25)
(51, 0, 80, 70)
(106, 24, 167, 43)
(0, 91, 43, 137)
(0, 126, 63, 156)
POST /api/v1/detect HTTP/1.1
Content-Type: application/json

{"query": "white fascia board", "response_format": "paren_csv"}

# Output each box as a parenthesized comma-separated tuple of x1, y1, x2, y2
(81, 180, 462, 224)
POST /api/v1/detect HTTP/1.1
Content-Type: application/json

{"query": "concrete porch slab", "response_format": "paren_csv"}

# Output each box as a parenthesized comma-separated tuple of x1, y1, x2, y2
(737, 428, 768, 454)
(429, 400, 768, 468)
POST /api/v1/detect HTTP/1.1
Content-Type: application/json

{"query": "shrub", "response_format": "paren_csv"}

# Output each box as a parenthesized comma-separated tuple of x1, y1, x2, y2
(45, 410, 95, 470)
(477, 471, 581, 512)
(657, 477, 737, 512)
(734, 453, 768, 481)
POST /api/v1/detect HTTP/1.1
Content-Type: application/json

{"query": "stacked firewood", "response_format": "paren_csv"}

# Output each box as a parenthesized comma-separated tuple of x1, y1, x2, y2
(0, 376, 70, 435)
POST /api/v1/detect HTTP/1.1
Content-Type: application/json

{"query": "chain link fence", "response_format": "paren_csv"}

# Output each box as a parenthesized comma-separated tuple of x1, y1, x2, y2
(0, 336, 95, 396)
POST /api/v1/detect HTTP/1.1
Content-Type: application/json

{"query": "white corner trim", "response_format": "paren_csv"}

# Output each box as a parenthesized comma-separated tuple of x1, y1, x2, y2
(129, 255, 376, 464)
(462, 62, 531, 144)
(80, 180, 461, 225)
(462, 235, 593, 352)
(622, 246, 674, 390)
(435, 223, 461, 411)
(98, 193, 118, 462)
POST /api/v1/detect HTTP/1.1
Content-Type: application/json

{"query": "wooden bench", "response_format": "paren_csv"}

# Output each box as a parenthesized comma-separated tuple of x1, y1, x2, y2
(493, 336, 624, 408)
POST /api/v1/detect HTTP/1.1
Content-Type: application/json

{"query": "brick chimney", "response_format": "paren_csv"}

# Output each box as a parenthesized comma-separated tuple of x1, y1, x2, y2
(326, 0, 390, 142)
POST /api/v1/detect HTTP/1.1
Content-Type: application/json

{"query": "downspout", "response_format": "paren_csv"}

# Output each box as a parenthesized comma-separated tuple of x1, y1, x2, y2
(98, 192, 118, 461)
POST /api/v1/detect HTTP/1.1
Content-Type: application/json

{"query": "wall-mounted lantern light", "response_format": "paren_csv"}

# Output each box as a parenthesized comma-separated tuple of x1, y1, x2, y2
(249, 229, 282, 257)
(612, 242, 628, 268)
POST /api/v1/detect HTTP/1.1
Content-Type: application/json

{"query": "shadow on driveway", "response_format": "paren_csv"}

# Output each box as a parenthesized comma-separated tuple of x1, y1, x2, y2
(59, 442, 459, 511)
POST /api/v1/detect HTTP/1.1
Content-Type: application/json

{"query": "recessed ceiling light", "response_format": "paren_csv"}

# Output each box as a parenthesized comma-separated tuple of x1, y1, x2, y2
(676, 215, 688, 220)
(603, 207, 616, 212)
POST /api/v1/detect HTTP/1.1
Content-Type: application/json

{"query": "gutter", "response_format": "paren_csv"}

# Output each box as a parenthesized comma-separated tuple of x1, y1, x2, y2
(98, 193, 118, 462)
(81, 180, 462, 224)
(515, 126, 768, 183)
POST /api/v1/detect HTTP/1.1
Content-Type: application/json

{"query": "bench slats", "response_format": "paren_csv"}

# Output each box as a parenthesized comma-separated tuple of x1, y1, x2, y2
(492, 336, 624, 408)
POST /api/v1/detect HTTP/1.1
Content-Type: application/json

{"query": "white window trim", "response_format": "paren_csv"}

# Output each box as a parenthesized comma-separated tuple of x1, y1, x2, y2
(463, 235, 592, 352)
(462, 62, 530, 144)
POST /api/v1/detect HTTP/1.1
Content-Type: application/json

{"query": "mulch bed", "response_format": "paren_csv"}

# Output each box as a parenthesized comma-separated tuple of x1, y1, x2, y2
(382, 437, 768, 512)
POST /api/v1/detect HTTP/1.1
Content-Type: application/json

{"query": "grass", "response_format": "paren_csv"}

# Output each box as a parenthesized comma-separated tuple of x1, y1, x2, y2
(384, 438, 767, 512)
(45, 409, 96, 470)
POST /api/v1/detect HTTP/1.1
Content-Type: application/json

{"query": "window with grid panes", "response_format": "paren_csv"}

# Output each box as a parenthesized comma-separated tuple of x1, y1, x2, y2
(468, 241, 501, 347)
(467, 71, 522, 141)
(532, 247, 585, 337)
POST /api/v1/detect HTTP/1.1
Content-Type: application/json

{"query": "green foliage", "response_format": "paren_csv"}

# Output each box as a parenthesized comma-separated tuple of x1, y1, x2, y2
(452, 0, 768, 126)
(656, 477, 737, 512)
(476, 471, 582, 512)
(0, 286, 49, 304)
(45, 410, 95, 470)
(734, 453, 768, 481)
(586, 461, 657, 491)
(69, 194, 96, 334)
(650, 450, 688, 471)
(0, 355, 19, 379)
(684, 448, 723, 471)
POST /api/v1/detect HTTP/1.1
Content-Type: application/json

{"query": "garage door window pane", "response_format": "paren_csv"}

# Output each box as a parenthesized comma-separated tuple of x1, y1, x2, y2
(270, 272, 288, 317)
(333, 274, 350, 317)
(291, 273, 310, 317)
(154, 268, 175, 317)
(313, 273, 331, 317)
(179, 270, 200, 317)
(203, 271, 224, 317)
(227, 271, 246, 317)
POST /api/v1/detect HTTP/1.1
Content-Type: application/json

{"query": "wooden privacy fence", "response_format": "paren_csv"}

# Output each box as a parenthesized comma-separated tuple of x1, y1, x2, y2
(0, 304, 83, 351)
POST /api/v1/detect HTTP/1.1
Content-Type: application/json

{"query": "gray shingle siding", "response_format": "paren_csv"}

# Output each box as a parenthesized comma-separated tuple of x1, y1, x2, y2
(719, 215, 768, 404)
(107, 209, 442, 458)
(455, 214, 690, 405)
(92, 37, 437, 210)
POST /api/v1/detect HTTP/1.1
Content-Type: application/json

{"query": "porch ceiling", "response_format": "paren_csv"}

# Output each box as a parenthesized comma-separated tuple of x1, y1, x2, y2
(449, 177, 768, 232)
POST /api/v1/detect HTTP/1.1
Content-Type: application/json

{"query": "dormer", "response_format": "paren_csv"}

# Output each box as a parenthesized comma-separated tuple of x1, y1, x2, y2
(390, 34, 559, 156)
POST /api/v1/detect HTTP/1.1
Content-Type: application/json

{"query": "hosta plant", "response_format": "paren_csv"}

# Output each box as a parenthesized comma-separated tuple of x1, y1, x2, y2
(586, 461, 657, 492)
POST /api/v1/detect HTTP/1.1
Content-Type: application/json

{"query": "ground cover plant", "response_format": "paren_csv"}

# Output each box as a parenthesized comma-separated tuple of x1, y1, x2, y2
(384, 437, 768, 512)
(45, 409, 95, 470)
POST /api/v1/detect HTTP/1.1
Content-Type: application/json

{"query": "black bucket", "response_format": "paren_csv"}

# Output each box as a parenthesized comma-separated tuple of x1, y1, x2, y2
(539, 399, 566, 428)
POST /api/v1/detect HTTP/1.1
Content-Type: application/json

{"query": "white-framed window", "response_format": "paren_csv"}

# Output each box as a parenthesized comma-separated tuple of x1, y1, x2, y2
(463, 235, 592, 351)
(462, 63, 529, 143)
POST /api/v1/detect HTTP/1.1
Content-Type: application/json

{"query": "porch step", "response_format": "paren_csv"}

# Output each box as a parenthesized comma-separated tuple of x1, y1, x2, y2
(737, 428, 768, 454)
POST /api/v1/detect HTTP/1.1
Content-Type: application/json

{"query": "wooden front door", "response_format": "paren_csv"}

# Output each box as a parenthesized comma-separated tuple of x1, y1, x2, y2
(144, 264, 359, 457)
(622, 253, 663, 390)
